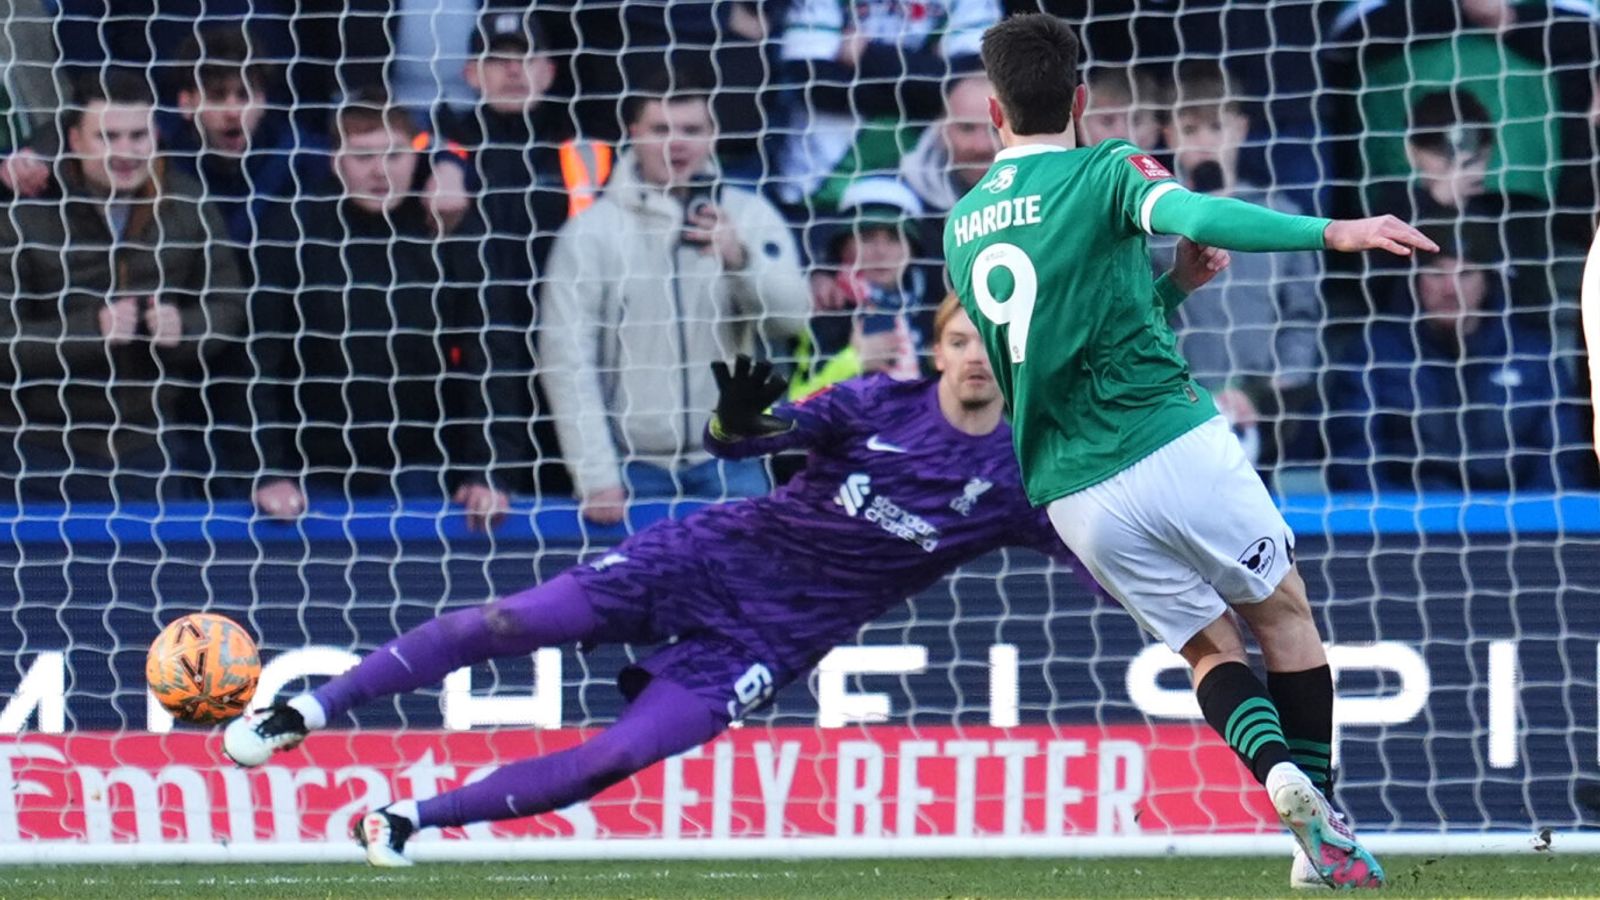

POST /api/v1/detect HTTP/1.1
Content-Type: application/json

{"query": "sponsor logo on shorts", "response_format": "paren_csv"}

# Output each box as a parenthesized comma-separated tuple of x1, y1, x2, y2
(1128, 153, 1174, 181)
(1238, 538, 1276, 577)
(949, 477, 994, 517)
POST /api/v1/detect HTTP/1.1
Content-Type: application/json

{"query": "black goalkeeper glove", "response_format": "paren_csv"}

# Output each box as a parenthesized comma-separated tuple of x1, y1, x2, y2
(710, 354, 792, 439)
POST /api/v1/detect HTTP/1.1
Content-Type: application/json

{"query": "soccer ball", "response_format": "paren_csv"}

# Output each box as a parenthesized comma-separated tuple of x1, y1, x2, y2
(146, 613, 261, 725)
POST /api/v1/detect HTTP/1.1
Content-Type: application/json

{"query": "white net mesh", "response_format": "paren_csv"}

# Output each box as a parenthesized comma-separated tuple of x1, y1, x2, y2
(1, 0, 1598, 858)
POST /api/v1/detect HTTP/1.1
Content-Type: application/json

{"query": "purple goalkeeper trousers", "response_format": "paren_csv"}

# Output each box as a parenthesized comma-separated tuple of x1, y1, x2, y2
(312, 573, 727, 829)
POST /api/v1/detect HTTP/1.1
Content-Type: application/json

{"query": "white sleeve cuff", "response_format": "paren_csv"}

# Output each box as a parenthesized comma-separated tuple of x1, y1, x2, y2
(1139, 182, 1183, 235)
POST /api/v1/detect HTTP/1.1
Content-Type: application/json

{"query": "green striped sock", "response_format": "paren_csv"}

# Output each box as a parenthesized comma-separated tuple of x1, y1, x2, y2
(1197, 662, 1293, 784)
(1270, 665, 1336, 795)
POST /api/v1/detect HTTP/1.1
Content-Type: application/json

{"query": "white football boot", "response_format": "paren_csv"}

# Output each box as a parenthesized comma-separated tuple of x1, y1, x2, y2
(353, 807, 416, 867)
(222, 704, 309, 767)
(1267, 763, 1385, 890)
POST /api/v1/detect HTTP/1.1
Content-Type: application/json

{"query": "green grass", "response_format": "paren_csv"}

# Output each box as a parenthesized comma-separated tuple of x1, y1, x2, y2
(2, 856, 1598, 899)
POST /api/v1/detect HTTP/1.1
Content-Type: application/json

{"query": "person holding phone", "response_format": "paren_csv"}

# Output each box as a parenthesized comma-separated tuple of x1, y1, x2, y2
(540, 65, 812, 525)
(796, 177, 935, 398)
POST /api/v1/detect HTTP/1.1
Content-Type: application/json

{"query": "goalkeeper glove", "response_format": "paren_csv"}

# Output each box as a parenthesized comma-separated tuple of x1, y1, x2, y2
(710, 354, 791, 439)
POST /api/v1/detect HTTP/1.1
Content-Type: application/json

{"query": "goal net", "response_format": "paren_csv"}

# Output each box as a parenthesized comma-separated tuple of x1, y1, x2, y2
(1, 0, 1599, 862)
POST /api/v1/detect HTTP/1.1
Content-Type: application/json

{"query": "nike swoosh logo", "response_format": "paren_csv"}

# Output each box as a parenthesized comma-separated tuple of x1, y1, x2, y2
(866, 434, 908, 454)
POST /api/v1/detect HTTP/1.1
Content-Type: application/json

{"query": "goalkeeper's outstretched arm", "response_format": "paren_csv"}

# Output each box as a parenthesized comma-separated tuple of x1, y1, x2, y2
(1147, 188, 1438, 257)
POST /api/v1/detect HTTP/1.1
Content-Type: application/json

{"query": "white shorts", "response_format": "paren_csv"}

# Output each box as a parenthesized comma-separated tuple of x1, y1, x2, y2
(1046, 416, 1294, 652)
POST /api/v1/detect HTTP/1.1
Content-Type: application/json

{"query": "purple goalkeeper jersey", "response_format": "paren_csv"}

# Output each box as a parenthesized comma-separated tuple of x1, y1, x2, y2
(570, 375, 1071, 690)
(702, 374, 1066, 588)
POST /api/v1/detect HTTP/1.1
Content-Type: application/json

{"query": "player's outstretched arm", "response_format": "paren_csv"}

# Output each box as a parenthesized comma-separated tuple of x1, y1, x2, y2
(1147, 190, 1436, 258)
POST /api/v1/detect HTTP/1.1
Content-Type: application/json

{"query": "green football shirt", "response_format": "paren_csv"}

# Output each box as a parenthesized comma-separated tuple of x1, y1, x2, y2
(944, 139, 1218, 505)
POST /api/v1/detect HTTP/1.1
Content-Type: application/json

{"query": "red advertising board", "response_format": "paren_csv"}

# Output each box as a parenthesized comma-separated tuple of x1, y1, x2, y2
(1, 724, 1275, 845)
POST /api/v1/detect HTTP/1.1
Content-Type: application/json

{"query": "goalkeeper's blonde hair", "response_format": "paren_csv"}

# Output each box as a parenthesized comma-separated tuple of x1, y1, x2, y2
(932, 294, 966, 345)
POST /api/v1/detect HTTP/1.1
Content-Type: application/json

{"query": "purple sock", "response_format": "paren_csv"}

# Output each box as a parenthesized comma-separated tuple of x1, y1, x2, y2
(416, 677, 726, 829)
(312, 573, 603, 722)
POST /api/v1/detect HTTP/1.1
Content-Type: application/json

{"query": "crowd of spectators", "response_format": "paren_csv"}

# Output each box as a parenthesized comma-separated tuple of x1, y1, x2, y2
(0, 0, 1595, 525)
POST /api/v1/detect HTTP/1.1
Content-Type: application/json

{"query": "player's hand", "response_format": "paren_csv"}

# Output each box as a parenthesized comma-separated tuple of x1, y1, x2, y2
(1324, 216, 1439, 257)
(254, 478, 306, 521)
(99, 296, 140, 346)
(144, 298, 183, 349)
(581, 485, 627, 525)
(711, 354, 790, 439)
(423, 163, 470, 236)
(0, 149, 50, 197)
(1171, 238, 1230, 294)
(454, 482, 509, 532)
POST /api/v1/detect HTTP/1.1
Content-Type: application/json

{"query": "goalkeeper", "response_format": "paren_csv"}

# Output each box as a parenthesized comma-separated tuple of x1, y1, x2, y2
(224, 277, 1216, 866)
(945, 14, 1439, 891)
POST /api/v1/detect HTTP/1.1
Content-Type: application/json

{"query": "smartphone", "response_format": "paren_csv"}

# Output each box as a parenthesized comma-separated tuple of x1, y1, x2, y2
(681, 177, 717, 244)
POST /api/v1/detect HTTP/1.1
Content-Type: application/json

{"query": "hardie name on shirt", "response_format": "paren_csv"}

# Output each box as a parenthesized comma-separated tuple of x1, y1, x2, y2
(952, 195, 1042, 248)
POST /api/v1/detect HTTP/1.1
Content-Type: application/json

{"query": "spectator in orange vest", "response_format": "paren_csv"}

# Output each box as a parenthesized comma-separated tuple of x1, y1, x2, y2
(433, 8, 614, 497)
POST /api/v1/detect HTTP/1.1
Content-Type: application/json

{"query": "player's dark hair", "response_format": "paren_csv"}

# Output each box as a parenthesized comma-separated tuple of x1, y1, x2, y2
(980, 14, 1081, 136)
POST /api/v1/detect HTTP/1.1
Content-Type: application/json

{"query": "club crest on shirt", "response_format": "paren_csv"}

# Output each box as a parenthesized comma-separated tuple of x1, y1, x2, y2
(949, 477, 994, 516)
(1127, 153, 1173, 181)
(982, 164, 1017, 193)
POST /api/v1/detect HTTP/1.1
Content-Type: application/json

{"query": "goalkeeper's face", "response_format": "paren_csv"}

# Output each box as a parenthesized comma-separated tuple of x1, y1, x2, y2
(934, 308, 1000, 410)
(69, 101, 156, 197)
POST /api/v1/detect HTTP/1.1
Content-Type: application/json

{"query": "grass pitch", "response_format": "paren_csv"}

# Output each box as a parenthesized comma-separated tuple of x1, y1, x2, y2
(1, 856, 1598, 899)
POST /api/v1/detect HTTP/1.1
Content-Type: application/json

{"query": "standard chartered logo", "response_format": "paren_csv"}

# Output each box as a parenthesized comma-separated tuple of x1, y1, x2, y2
(835, 473, 871, 516)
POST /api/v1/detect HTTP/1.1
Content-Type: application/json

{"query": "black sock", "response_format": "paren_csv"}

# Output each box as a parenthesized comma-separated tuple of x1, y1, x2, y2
(1196, 661, 1293, 785)
(1268, 664, 1335, 795)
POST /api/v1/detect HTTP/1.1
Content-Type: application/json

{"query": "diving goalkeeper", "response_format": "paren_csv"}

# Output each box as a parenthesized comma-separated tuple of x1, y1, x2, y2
(223, 282, 1221, 866)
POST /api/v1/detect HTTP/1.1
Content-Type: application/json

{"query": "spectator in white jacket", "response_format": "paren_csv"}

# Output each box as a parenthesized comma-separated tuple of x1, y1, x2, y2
(540, 67, 811, 525)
